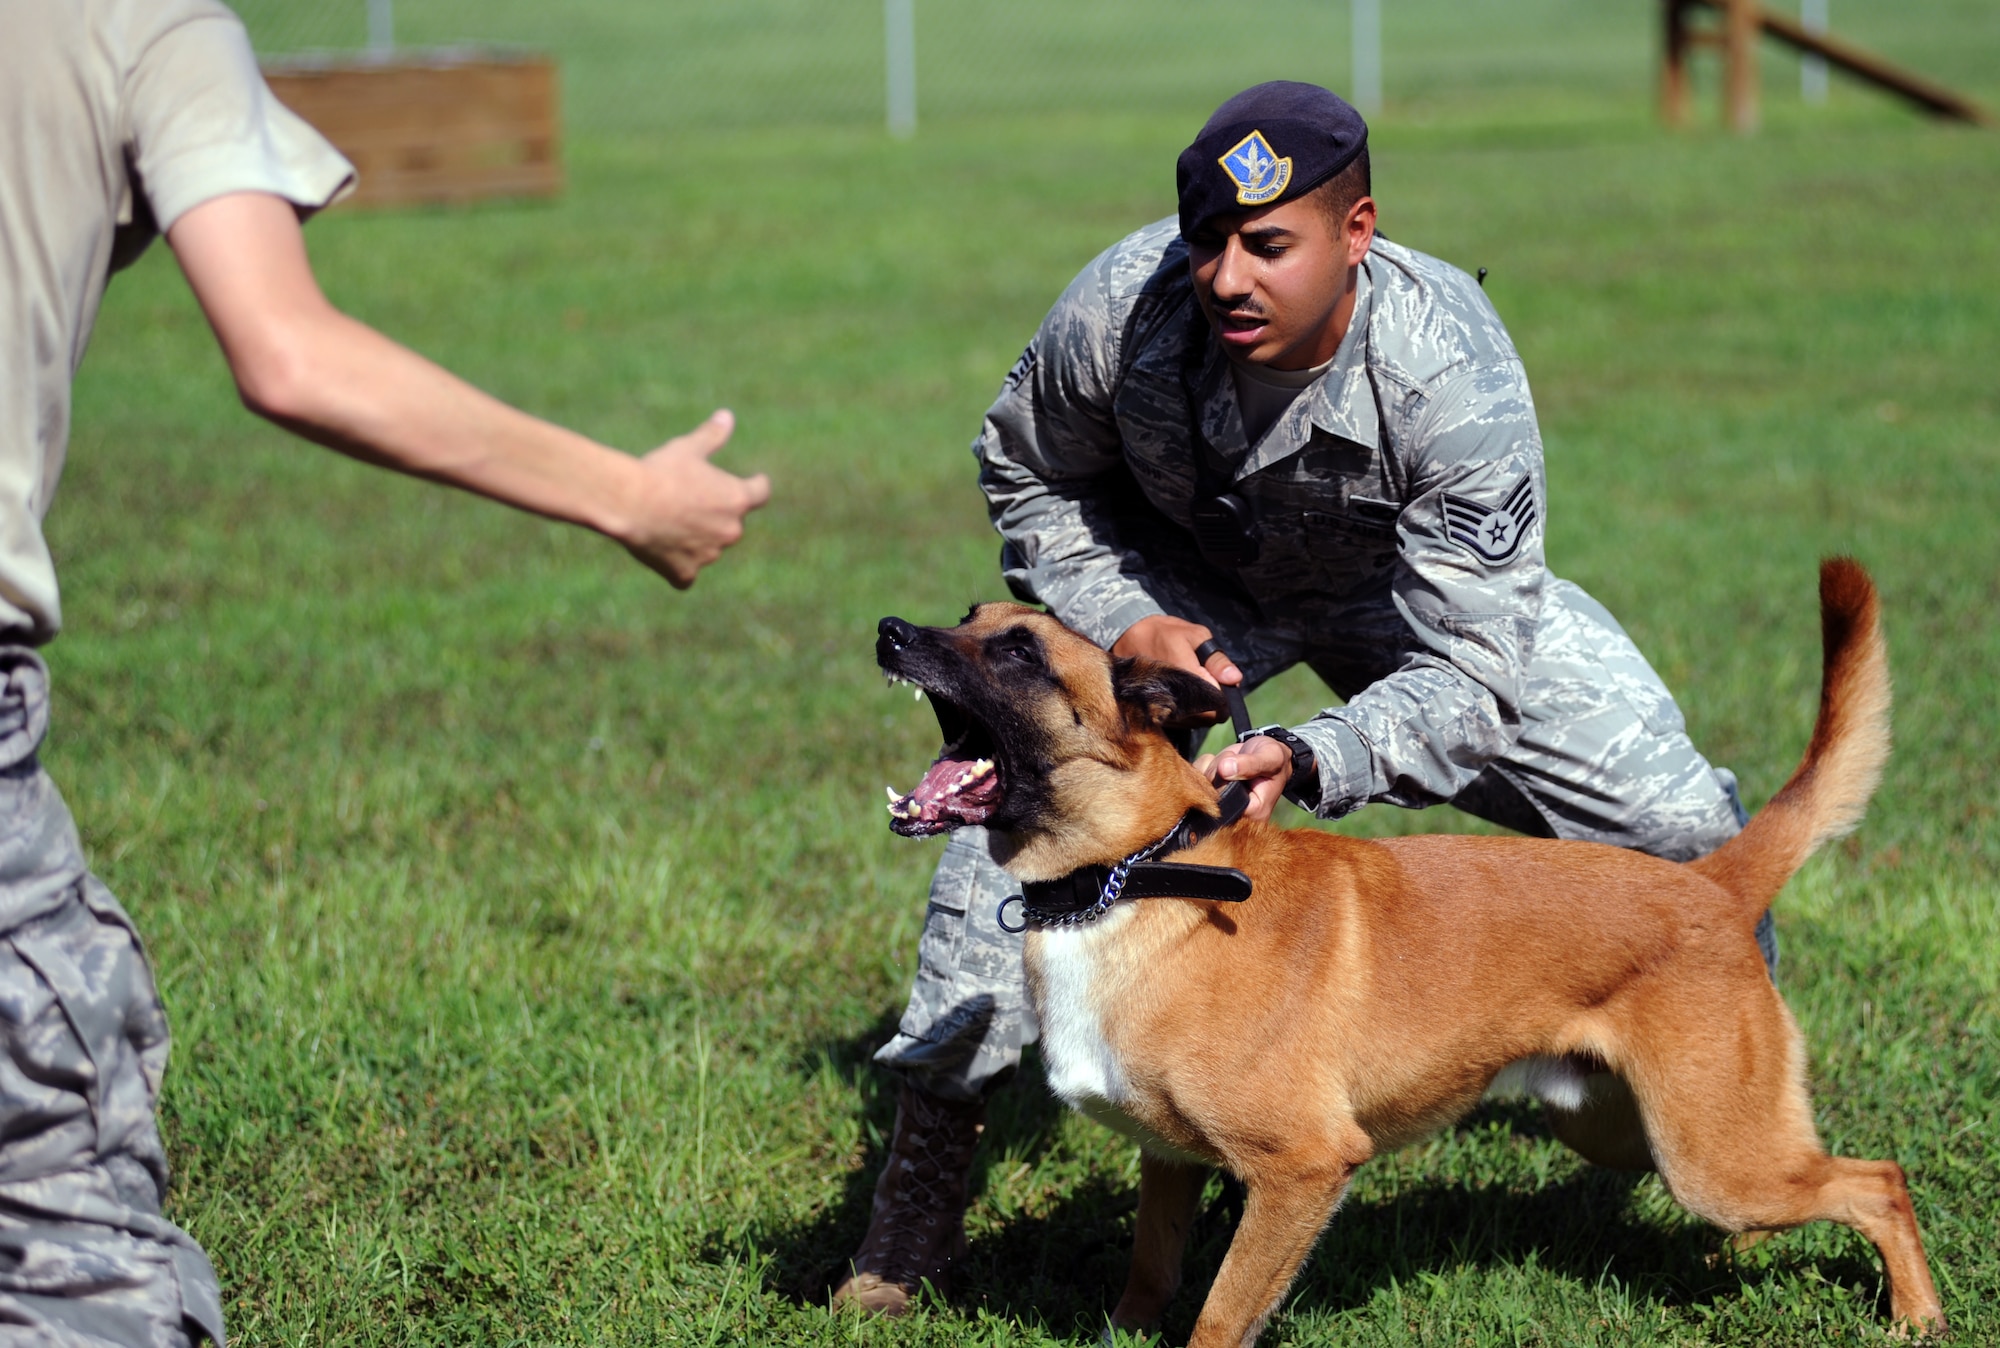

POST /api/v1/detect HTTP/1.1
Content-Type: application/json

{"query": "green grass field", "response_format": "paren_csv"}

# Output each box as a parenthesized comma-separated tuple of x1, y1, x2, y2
(55, 2, 2000, 1342)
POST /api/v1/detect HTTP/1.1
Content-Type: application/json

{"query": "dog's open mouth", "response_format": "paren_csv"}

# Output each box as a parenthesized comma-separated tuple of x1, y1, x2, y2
(885, 679, 1003, 837)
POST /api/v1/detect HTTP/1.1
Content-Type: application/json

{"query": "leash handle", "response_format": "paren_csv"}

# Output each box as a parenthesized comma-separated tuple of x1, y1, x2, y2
(1192, 638, 1255, 823)
(1192, 639, 1252, 738)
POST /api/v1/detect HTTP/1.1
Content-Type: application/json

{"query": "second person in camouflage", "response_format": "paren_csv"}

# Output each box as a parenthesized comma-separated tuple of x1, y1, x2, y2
(833, 81, 1766, 1316)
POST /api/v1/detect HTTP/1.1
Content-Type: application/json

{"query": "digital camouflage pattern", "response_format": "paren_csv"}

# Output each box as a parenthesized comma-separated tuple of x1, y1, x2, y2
(0, 651, 223, 1348)
(877, 222, 1761, 1099)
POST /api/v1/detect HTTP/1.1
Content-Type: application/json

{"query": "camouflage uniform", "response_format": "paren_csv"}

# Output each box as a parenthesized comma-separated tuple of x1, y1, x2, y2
(877, 220, 1762, 1102)
(0, 652, 223, 1348)
(0, 0, 356, 1335)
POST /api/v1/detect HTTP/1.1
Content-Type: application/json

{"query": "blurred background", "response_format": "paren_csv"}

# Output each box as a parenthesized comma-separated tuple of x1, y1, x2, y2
(229, 0, 1998, 137)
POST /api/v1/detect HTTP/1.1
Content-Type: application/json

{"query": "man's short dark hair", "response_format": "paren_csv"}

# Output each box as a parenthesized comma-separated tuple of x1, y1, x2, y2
(1310, 148, 1372, 227)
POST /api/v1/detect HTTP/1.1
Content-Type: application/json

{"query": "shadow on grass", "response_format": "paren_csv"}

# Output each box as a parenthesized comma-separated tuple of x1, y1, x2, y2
(757, 1067, 1890, 1342)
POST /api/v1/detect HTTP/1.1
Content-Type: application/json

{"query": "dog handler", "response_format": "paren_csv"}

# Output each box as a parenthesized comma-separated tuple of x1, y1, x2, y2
(835, 81, 1769, 1315)
(1, 2, 770, 1343)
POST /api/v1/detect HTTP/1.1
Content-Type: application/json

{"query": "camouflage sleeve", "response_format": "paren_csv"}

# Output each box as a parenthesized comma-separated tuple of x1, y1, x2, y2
(975, 250, 1170, 650)
(1291, 360, 1548, 815)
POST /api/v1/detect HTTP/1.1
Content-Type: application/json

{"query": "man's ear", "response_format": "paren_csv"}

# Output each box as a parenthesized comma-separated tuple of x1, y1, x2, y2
(1111, 657, 1229, 729)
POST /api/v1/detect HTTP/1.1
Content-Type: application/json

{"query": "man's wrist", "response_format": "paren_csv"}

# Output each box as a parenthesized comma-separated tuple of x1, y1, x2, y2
(1245, 725, 1320, 811)
(1088, 593, 1169, 654)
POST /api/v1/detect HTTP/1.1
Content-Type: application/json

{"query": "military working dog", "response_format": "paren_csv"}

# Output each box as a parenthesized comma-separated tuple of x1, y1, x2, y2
(875, 559, 1942, 1346)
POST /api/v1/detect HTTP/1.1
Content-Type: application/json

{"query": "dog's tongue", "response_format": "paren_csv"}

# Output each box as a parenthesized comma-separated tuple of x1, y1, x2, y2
(887, 756, 1000, 836)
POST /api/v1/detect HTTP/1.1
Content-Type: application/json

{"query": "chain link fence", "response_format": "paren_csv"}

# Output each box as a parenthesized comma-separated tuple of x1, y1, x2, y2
(230, 0, 1998, 139)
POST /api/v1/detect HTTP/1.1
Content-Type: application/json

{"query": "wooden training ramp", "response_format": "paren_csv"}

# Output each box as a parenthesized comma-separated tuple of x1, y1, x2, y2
(1662, 0, 1992, 132)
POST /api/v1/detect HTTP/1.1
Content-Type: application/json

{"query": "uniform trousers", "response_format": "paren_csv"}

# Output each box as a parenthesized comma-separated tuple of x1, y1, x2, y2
(0, 650, 223, 1347)
(874, 581, 1769, 1102)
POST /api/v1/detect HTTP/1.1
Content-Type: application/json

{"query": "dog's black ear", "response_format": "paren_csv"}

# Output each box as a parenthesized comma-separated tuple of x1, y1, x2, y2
(1112, 657, 1229, 730)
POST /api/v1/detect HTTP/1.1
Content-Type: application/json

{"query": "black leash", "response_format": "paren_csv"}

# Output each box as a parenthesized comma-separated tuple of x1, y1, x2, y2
(996, 640, 1259, 933)
(1194, 638, 1254, 737)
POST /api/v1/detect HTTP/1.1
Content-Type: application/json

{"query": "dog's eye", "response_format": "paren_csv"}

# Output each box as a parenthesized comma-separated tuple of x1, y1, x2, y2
(988, 627, 1043, 668)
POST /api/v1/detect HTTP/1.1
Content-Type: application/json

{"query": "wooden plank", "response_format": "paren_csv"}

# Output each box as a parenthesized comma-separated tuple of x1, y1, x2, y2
(263, 52, 564, 208)
(1745, 3, 1993, 123)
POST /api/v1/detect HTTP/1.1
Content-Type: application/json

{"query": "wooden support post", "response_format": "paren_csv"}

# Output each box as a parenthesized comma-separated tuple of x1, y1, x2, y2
(1662, 0, 1693, 127)
(1722, 0, 1760, 133)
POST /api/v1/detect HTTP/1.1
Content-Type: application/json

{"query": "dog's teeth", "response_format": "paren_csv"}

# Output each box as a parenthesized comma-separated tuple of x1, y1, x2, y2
(972, 759, 994, 775)
(886, 785, 901, 803)
(914, 686, 924, 701)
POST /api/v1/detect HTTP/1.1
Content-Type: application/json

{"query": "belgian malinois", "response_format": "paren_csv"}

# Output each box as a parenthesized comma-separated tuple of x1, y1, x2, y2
(875, 559, 1942, 1345)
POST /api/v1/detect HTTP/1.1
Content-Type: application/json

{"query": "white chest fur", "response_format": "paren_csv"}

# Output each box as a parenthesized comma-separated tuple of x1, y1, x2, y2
(1028, 909, 1214, 1165)
(1027, 913, 1131, 1112)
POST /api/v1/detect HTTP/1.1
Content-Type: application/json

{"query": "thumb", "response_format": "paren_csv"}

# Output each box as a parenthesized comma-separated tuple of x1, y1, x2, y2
(677, 408, 735, 459)
(740, 472, 773, 509)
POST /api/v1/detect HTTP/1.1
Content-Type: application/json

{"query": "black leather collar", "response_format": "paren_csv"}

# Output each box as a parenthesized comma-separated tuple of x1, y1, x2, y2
(999, 784, 1253, 932)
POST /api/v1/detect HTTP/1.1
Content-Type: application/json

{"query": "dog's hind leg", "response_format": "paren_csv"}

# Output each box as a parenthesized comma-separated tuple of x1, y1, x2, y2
(1186, 1148, 1360, 1348)
(1621, 986, 1946, 1335)
(1684, 1150, 1941, 1336)
(1110, 1153, 1207, 1332)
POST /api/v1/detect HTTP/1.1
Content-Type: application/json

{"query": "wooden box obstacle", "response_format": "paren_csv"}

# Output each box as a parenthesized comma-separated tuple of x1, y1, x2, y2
(262, 49, 562, 208)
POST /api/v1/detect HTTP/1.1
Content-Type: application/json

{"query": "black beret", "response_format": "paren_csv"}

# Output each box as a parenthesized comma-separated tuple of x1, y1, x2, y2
(1176, 81, 1369, 240)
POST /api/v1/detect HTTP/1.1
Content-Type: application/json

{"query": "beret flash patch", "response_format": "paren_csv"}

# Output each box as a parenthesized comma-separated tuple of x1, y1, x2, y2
(1219, 130, 1292, 207)
(1442, 474, 1537, 565)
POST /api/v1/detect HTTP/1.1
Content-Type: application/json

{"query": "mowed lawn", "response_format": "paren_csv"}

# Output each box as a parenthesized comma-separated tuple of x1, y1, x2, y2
(55, 14, 1999, 1345)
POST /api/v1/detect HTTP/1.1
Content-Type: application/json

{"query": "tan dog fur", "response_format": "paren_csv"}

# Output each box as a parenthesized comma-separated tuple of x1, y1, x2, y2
(877, 559, 1943, 1345)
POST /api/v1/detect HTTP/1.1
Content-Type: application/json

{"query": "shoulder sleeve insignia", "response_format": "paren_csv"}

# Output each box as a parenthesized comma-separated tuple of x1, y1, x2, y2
(1441, 474, 1537, 566)
(1001, 344, 1037, 394)
(1219, 130, 1293, 207)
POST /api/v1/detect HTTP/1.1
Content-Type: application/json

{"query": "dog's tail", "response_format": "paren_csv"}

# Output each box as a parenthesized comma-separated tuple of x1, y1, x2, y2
(1690, 558, 1892, 912)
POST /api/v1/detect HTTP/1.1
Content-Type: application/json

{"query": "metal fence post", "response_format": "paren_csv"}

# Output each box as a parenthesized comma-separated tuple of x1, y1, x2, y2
(367, 0, 394, 54)
(1801, 0, 1829, 103)
(886, 0, 917, 138)
(1352, 0, 1381, 115)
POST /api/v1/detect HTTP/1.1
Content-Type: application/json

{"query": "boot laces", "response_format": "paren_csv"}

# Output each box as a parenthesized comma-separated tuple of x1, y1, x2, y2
(863, 1091, 981, 1281)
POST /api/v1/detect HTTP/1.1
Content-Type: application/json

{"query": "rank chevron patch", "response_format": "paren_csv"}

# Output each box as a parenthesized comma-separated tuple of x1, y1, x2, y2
(1442, 473, 1537, 565)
